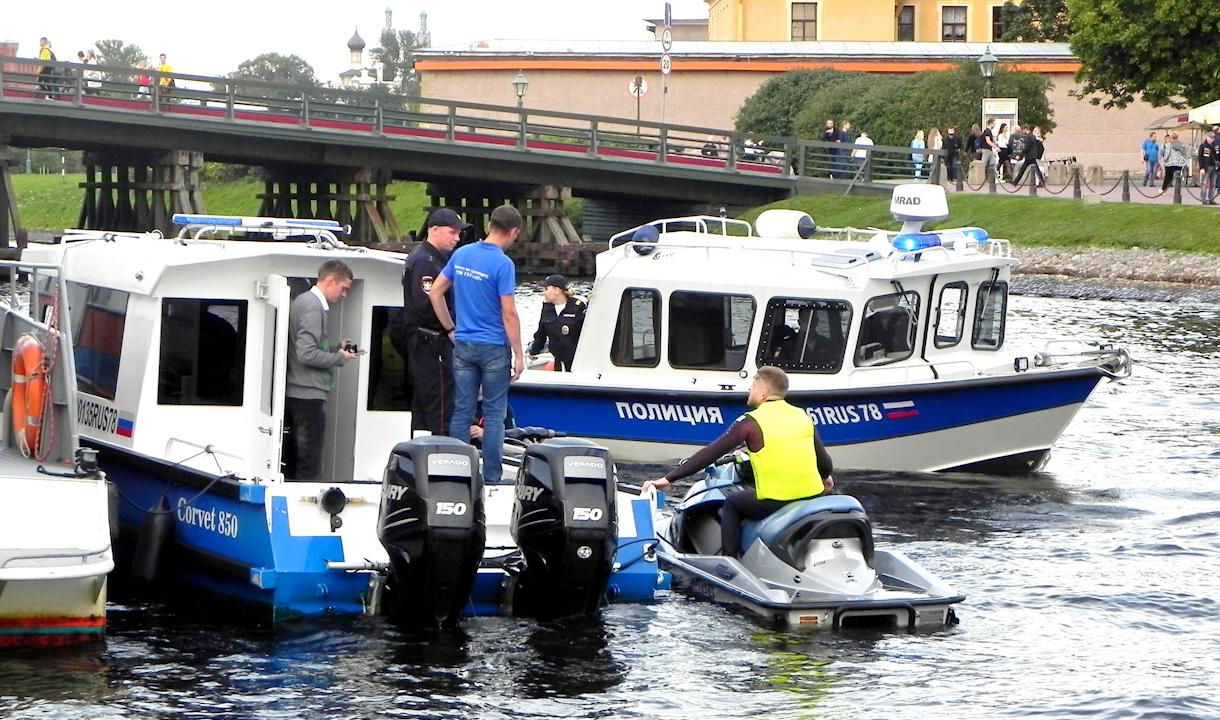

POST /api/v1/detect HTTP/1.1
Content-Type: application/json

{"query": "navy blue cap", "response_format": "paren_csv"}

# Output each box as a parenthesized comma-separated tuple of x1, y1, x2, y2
(426, 208, 473, 230)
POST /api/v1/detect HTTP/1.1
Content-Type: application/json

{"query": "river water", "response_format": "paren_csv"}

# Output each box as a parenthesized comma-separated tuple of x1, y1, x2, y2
(3, 281, 1218, 720)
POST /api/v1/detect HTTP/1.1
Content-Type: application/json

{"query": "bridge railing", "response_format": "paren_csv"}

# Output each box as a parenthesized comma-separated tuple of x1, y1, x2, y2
(0, 57, 798, 178)
(0, 57, 942, 186)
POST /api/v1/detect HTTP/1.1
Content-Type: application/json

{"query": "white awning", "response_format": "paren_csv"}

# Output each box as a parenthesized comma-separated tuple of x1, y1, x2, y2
(1187, 98, 1220, 125)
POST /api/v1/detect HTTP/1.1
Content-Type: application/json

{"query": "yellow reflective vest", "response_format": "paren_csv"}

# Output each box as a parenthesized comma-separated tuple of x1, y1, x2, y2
(745, 399, 824, 501)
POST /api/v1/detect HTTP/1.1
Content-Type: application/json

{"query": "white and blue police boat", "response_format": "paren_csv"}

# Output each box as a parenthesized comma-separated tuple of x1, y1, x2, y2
(18, 215, 666, 623)
(510, 184, 1131, 472)
(652, 454, 964, 630)
(0, 259, 113, 647)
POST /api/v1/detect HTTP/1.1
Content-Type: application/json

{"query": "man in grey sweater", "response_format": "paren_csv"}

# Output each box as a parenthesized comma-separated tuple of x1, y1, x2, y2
(286, 260, 357, 480)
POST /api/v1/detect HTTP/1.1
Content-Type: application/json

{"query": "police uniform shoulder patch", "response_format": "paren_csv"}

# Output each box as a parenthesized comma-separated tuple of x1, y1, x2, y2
(420, 275, 434, 294)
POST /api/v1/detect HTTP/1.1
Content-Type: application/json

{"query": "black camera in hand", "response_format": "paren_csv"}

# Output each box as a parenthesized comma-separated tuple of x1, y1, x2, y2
(342, 341, 359, 354)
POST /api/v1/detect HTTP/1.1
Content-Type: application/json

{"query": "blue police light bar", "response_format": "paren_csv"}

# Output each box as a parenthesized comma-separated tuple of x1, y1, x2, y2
(172, 214, 344, 230)
(892, 232, 942, 252)
(961, 227, 990, 245)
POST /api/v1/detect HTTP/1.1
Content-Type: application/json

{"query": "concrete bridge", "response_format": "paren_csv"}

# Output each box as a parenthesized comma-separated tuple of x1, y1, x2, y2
(0, 57, 942, 253)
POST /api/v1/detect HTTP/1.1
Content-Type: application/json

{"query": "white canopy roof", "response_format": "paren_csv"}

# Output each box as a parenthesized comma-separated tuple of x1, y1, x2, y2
(1188, 98, 1220, 125)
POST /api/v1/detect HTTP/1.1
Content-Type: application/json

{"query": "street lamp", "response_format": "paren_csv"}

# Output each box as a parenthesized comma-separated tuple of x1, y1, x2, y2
(977, 45, 998, 98)
(512, 70, 529, 108)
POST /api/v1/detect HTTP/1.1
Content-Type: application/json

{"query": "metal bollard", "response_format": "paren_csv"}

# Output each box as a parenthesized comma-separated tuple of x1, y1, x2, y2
(955, 171, 964, 192)
(988, 173, 996, 194)
(1121, 171, 1130, 202)
(1028, 172, 1037, 196)
(1072, 166, 1082, 199)
(1173, 173, 1182, 204)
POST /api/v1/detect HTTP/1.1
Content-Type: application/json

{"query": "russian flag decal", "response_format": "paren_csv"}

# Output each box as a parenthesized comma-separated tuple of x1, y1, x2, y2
(116, 414, 135, 437)
(882, 401, 919, 419)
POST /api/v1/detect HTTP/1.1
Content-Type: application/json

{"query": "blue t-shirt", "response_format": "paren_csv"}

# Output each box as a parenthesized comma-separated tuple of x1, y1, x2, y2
(442, 241, 516, 345)
(1141, 138, 1159, 162)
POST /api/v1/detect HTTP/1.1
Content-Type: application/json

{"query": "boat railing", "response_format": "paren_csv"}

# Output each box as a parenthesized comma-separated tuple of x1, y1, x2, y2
(608, 215, 754, 249)
(171, 214, 354, 248)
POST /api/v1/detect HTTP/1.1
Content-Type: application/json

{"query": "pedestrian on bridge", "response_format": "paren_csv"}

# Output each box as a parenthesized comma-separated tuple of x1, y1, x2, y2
(157, 53, 174, 89)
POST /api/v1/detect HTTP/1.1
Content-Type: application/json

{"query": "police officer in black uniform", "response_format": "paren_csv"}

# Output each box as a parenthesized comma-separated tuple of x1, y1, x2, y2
(397, 208, 470, 434)
(527, 274, 586, 372)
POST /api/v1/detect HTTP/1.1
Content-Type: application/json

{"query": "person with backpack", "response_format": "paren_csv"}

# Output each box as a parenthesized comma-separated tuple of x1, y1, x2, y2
(1198, 132, 1218, 205)
(36, 37, 57, 99)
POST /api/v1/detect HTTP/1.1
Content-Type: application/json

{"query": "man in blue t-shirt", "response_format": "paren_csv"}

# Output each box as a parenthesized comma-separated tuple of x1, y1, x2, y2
(428, 205, 524, 485)
(1141, 132, 1161, 187)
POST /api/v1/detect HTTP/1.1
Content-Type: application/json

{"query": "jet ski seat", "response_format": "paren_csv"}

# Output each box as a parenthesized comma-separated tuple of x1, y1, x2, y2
(740, 495, 874, 570)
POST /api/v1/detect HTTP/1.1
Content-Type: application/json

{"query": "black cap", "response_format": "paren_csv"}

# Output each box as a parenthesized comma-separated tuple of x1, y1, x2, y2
(426, 208, 472, 230)
(543, 274, 569, 291)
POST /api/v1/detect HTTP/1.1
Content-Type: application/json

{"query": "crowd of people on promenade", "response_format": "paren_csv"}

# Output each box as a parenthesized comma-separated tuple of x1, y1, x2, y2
(1140, 126, 1220, 204)
(32, 37, 172, 100)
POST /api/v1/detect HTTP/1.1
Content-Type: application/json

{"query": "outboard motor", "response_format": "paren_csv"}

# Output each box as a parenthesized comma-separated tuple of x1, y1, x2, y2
(377, 436, 485, 629)
(509, 439, 617, 618)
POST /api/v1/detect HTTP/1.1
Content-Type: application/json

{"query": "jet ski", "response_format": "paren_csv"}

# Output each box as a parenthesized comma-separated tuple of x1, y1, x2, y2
(652, 455, 964, 630)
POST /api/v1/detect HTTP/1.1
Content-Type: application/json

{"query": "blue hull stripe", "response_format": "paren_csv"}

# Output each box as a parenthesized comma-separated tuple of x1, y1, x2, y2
(509, 369, 1103, 447)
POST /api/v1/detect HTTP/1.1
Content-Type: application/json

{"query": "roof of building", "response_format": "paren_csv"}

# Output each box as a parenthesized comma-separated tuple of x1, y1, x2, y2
(417, 39, 1075, 62)
(348, 29, 366, 51)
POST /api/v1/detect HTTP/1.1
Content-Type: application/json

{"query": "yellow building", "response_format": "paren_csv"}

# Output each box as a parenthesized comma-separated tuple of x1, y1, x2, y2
(706, 0, 1009, 44)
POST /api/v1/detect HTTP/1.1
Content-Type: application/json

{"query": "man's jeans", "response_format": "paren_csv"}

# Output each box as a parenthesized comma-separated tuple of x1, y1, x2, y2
(450, 341, 512, 486)
(1203, 168, 1218, 204)
(285, 397, 325, 480)
(1143, 160, 1158, 186)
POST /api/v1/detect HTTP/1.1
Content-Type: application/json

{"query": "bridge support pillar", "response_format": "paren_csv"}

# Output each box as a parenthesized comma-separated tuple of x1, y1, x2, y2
(78, 150, 205, 234)
(257, 168, 400, 245)
(0, 139, 27, 253)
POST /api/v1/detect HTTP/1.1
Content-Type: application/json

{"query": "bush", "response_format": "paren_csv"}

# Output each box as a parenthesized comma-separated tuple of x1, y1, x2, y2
(735, 69, 852, 138)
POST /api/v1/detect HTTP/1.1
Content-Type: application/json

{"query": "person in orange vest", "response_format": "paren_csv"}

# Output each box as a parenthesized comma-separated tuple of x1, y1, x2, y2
(643, 365, 834, 557)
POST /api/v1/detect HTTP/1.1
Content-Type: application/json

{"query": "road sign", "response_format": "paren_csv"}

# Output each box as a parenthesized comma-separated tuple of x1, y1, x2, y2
(661, 27, 673, 51)
(629, 77, 649, 98)
(660, 53, 672, 76)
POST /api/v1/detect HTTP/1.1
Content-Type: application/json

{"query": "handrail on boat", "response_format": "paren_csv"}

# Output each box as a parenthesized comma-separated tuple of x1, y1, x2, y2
(608, 215, 754, 249)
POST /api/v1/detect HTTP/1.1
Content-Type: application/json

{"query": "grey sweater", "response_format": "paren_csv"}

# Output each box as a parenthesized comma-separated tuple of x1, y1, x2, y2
(286, 289, 346, 400)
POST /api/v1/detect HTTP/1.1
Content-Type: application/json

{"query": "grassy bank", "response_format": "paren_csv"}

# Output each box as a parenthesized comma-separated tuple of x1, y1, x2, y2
(10, 174, 434, 235)
(742, 194, 1220, 254)
(10, 174, 1215, 254)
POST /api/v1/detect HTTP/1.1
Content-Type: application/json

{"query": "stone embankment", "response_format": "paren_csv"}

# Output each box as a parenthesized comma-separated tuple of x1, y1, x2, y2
(1012, 247, 1220, 302)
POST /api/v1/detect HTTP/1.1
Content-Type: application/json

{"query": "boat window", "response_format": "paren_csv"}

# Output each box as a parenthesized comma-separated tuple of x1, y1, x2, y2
(668, 291, 756, 371)
(610, 288, 661, 367)
(934, 282, 968, 348)
(158, 299, 248, 406)
(66, 282, 129, 401)
(756, 298, 852, 374)
(368, 306, 410, 411)
(854, 292, 920, 367)
(972, 281, 1007, 350)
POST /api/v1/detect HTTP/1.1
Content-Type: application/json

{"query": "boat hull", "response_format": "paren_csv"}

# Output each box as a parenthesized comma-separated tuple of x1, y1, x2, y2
(99, 442, 666, 622)
(0, 575, 109, 648)
(510, 368, 1106, 472)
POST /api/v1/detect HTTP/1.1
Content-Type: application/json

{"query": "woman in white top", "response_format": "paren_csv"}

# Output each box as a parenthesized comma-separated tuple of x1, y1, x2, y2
(910, 130, 927, 179)
(995, 123, 1011, 181)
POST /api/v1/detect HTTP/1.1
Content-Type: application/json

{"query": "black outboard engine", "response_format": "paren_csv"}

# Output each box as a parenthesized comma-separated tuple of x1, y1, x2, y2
(377, 436, 485, 629)
(509, 438, 617, 618)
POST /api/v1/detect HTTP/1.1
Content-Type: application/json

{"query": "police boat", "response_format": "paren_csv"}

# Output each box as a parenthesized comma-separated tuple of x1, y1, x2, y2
(509, 184, 1132, 473)
(18, 214, 666, 623)
(652, 455, 964, 630)
(375, 430, 625, 627)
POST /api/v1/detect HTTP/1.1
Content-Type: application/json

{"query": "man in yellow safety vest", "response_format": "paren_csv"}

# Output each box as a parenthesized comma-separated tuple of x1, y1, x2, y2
(644, 366, 834, 557)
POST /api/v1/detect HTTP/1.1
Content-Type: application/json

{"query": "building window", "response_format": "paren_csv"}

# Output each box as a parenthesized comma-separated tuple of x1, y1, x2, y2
(158, 299, 248, 406)
(942, 6, 967, 42)
(855, 292, 920, 367)
(68, 282, 130, 400)
(972, 281, 1008, 350)
(791, 2, 817, 41)
(668, 291, 755, 371)
(991, 6, 1004, 40)
(611, 289, 661, 367)
(898, 6, 915, 41)
(757, 298, 852, 374)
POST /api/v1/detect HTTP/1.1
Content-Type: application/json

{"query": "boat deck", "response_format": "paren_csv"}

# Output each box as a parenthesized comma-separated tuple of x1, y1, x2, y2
(0, 448, 62, 478)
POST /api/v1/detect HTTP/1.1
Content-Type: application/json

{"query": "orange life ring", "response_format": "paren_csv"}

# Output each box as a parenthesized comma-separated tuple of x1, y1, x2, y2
(12, 334, 47, 457)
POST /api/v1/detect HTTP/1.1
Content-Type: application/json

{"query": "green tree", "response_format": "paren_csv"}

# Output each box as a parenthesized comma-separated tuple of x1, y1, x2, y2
(371, 28, 426, 97)
(999, 0, 1071, 42)
(93, 39, 148, 81)
(734, 69, 851, 138)
(227, 53, 319, 87)
(1069, 0, 1220, 108)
